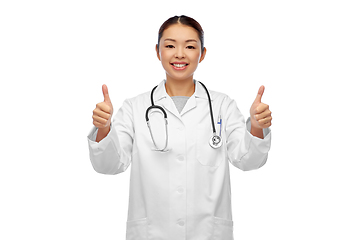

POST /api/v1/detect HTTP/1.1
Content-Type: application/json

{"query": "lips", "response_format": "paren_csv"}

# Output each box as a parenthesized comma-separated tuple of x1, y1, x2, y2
(170, 62, 189, 70)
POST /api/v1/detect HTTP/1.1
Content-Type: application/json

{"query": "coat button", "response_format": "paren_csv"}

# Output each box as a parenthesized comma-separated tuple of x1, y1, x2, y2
(177, 187, 184, 193)
(177, 155, 184, 161)
(178, 220, 185, 226)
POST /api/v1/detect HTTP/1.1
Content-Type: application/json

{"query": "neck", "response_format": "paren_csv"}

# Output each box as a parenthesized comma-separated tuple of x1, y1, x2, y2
(165, 77, 195, 97)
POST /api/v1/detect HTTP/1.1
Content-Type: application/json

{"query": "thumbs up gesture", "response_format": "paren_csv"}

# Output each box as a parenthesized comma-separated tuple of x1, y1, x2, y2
(92, 84, 114, 129)
(250, 85, 272, 129)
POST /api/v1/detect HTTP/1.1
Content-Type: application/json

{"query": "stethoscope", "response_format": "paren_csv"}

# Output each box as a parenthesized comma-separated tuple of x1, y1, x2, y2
(145, 81, 223, 152)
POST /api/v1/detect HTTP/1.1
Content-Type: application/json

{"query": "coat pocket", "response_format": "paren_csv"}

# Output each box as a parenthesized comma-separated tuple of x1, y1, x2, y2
(196, 126, 225, 167)
(126, 217, 148, 240)
(211, 216, 234, 240)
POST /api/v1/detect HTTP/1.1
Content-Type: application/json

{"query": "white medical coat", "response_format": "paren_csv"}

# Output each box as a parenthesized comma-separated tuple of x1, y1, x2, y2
(87, 79, 271, 240)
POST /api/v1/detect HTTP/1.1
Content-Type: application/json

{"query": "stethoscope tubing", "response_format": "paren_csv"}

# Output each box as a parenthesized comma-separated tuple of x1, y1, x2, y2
(146, 81, 222, 151)
(198, 81, 216, 136)
(145, 105, 167, 122)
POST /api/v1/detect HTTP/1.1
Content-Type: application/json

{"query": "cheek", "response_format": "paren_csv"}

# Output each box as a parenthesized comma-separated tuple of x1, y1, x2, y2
(160, 50, 171, 59)
(193, 52, 201, 62)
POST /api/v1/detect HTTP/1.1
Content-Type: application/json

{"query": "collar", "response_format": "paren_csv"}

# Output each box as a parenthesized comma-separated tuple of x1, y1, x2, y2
(152, 79, 213, 103)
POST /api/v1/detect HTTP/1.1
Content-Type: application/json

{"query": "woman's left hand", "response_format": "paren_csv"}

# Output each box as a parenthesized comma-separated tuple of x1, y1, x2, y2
(250, 85, 272, 129)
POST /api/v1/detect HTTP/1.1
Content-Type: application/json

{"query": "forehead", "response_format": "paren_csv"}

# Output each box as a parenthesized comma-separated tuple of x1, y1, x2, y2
(161, 24, 199, 42)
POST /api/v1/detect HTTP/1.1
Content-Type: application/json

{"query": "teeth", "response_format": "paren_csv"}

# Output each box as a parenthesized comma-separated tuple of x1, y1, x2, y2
(173, 63, 187, 67)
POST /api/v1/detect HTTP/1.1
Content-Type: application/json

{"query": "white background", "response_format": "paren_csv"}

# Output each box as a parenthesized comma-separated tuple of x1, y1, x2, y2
(1, 0, 359, 239)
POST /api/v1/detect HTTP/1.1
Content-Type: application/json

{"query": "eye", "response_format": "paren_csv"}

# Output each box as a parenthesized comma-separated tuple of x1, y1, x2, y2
(165, 45, 174, 48)
(187, 46, 196, 49)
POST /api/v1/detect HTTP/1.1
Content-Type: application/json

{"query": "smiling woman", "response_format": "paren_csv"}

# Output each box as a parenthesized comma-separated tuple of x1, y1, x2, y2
(88, 14, 272, 240)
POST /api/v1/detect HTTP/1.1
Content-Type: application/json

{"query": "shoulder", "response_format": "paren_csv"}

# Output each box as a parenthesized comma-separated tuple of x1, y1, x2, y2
(205, 87, 241, 114)
(207, 88, 235, 105)
(124, 89, 151, 105)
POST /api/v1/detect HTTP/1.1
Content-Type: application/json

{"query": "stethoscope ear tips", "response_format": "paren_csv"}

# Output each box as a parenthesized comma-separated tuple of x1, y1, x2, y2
(209, 135, 223, 149)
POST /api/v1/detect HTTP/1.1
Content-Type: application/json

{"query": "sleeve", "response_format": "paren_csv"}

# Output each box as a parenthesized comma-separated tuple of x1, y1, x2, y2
(225, 97, 271, 171)
(87, 99, 134, 175)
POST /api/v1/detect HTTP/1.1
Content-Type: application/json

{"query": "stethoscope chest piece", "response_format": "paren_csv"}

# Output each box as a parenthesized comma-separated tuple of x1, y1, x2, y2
(209, 135, 223, 149)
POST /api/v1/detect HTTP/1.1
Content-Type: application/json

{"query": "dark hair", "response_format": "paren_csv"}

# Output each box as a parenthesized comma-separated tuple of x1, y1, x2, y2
(157, 15, 204, 54)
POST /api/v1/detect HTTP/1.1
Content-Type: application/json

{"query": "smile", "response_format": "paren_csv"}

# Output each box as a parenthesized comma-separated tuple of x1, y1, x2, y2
(171, 63, 188, 70)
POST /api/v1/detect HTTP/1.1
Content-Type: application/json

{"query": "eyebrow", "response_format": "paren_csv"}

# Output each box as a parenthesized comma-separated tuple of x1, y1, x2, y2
(164, 38, 197, 43)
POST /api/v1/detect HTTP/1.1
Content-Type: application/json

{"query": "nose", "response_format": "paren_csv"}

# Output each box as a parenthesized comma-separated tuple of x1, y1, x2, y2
(175, 48, 185, 59)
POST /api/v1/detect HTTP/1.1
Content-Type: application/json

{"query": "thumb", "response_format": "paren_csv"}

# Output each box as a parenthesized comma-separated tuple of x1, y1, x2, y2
(254, 85, 265, 103)
(102, 84, 111, 104)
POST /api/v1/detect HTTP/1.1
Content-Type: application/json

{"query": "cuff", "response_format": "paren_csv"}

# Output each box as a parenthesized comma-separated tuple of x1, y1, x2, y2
(87, 123, 114, 148)
(245, 117, 271, 143)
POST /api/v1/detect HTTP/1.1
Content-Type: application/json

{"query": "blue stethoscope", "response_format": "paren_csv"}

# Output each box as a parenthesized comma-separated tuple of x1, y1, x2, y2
(145, 81, 222, 152)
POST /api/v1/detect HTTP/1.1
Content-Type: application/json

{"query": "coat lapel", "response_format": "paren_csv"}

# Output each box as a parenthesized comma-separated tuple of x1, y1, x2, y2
(152, 80, 181, 120)
(180, 94, 196, 116)
(152, 79, 214, 119)
(158, 96, 181, 119)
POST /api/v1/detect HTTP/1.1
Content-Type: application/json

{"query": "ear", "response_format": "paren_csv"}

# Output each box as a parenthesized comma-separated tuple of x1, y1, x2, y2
(199, 47, 207, 63)
(155, 44, 160, 61)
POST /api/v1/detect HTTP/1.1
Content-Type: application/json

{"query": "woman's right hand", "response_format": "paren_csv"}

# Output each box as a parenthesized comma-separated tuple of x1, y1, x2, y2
(93, 84, 113, 130)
